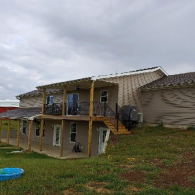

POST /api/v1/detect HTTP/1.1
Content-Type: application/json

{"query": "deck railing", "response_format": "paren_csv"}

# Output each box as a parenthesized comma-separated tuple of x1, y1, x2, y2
(44, 103, 63, 115)
(44, 101, 131, 131)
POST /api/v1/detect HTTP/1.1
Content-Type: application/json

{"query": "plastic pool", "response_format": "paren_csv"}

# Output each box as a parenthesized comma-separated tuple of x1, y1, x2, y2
(0, 168, 24, 181)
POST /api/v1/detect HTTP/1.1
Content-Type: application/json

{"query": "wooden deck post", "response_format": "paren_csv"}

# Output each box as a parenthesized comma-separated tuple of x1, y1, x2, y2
(17, 119, 20, 147)
(28, 120, 33, 152)
(62, 86, 67, 116)
(40, 88, 46, 151)
(60, 119, 65, 157)
(7, 119, 11, 144)
(42, 88, 46, 115)
(40, 118, 44, 151)
(88, 81, 94, 158)
(0, 119, 2, 143)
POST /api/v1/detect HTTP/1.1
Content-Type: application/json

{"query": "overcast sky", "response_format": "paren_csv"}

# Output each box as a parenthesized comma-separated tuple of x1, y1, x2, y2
(0, 0, 195, 99)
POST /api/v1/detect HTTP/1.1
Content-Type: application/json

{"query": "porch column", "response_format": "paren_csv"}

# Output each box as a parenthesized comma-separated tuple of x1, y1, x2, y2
(42, 88, 46, 115)
(28, 120, 33, 152)
(62, 86, 67, 116)
(40, 88, 46, 151)
(0, 119, 2, 143)
(17, 119, 20, 148)
(60, 119, 65, 157)
(88, 81, 94, 158)
(40, 119, 44, 151)
(7, 119, 11, 144)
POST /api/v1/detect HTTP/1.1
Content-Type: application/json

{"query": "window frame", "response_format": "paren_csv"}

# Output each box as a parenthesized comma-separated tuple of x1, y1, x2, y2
(69, 122, 77, 143)
(100, 90, 108, 103)
(35, 121, 45, 138)
(46, 96, 54, 105)
(22, 120, 27, 134)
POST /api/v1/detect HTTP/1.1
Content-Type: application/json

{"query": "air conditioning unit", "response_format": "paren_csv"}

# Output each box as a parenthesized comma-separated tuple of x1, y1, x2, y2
(138, 113, 143, 123)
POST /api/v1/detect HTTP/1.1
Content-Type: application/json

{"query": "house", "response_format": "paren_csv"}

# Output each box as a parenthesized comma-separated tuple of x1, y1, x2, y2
(0, 99, 19, 113)
(0, 67, 167, 158)
(140, 72, 195, 128)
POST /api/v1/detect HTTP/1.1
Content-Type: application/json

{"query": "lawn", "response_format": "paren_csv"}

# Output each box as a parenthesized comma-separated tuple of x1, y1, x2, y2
(0, 125, 195, 195)
(1, 120, 18, 131)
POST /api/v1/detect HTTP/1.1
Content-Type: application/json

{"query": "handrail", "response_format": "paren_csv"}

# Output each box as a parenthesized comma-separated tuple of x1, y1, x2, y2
(116, 103, 131, 131)
(44, 103, 63, 115)
(93, 102, 118, 131)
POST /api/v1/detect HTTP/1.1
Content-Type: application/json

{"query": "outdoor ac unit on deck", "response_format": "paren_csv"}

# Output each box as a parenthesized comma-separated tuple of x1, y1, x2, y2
(138, 113, 143, 123)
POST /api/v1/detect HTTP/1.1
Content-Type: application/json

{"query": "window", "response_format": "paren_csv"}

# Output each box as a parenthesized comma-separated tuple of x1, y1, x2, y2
(22, 121, 27, 134)
(46, 96, 54, 105)
(35, 121, 45, 137)
(70, 123, 77, 142)
(100, 90, 108, 103)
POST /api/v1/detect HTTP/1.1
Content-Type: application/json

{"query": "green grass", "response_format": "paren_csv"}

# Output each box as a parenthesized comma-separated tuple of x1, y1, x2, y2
(1, 120, 18, 130)
(0, 126, 195, 194)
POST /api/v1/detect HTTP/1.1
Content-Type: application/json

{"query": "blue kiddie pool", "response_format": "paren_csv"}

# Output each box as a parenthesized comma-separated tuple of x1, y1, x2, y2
(0, 168, 24, 181)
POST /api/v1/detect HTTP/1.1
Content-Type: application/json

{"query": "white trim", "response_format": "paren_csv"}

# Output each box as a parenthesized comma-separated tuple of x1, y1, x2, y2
(100, 90, 108, 103)
(92, 67, 168, 80)
(22, 120, 27, 134)
(67, 93, 79, 116)
(69, 122, 77, 143)
(53, 124, 62, 146)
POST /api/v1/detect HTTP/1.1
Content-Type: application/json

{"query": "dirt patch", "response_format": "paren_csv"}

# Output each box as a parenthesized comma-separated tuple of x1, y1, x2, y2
(63, 190, 81, 195)
(86, 182, 113, 194)
(154, 158, 195, 188)
(117, 164, 135, 169)
(121, 170, 146, 183)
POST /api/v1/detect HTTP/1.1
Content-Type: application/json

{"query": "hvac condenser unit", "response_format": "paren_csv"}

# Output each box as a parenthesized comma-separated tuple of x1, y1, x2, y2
(138, 113, 143, 123)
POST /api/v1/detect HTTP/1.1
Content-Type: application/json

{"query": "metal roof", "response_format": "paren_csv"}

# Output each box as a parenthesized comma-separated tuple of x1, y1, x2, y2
(0, 107, 42, 120)
(140, 71, 195, 90)
(36, 66, 167, 90)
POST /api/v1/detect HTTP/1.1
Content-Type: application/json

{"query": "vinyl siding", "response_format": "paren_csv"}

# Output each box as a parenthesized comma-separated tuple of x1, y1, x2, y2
(19, 86, 118, 111)
(20, 120, 106, 156)
(142, 87, 195, 126)
(103, 70, 163, 111)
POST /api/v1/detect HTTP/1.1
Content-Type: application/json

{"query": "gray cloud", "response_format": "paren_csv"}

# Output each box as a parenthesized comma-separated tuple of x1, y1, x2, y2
(0, 0, 195, 99)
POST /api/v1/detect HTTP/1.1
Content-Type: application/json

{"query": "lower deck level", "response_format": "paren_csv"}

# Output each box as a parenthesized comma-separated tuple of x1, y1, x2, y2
(1, 138, 88, 159)
(1, 119, 110, 158)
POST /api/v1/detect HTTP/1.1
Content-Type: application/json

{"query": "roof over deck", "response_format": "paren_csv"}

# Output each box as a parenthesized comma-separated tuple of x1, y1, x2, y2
(36, 66, 167, 90)
(0, 107, 42, 120)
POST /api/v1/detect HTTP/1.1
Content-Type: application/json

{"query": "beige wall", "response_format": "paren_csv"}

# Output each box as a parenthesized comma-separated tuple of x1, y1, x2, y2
(19, 93, 63, 108)
(19, 86, 118, 111)
(20, 119, 107, 156)
(103, 70, 164, 111)
(142, 87, 195, 126)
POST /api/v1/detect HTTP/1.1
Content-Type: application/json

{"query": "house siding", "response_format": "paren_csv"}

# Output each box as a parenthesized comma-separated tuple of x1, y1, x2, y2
(142, 87, 195, 126)
(19, 86, 118, 111)
(20, 120, 107, 156)
(102, 70, 164, 111)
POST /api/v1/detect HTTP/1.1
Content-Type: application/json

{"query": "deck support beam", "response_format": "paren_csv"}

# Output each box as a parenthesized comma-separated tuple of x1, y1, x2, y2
(62, 86, 67, 116)
(28, 120, 33, 152)
(0, 119, 2, 143)
(17, 119, 20, 147)
(7, 119, 11, 144)
(40, 88, 46, 151)
(60, 119, 65, 157)
(42, 88, 46, 115)
(40, 119, 44, 151)
(88, 81, 94, 158)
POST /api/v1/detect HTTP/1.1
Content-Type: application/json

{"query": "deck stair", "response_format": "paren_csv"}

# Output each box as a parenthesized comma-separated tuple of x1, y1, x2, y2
(92, 116, 131, 135)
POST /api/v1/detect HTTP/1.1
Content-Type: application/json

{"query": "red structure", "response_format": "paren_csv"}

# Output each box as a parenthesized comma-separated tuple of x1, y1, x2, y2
(0, 100, 19, 114)
(0, 107, 18, 114)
